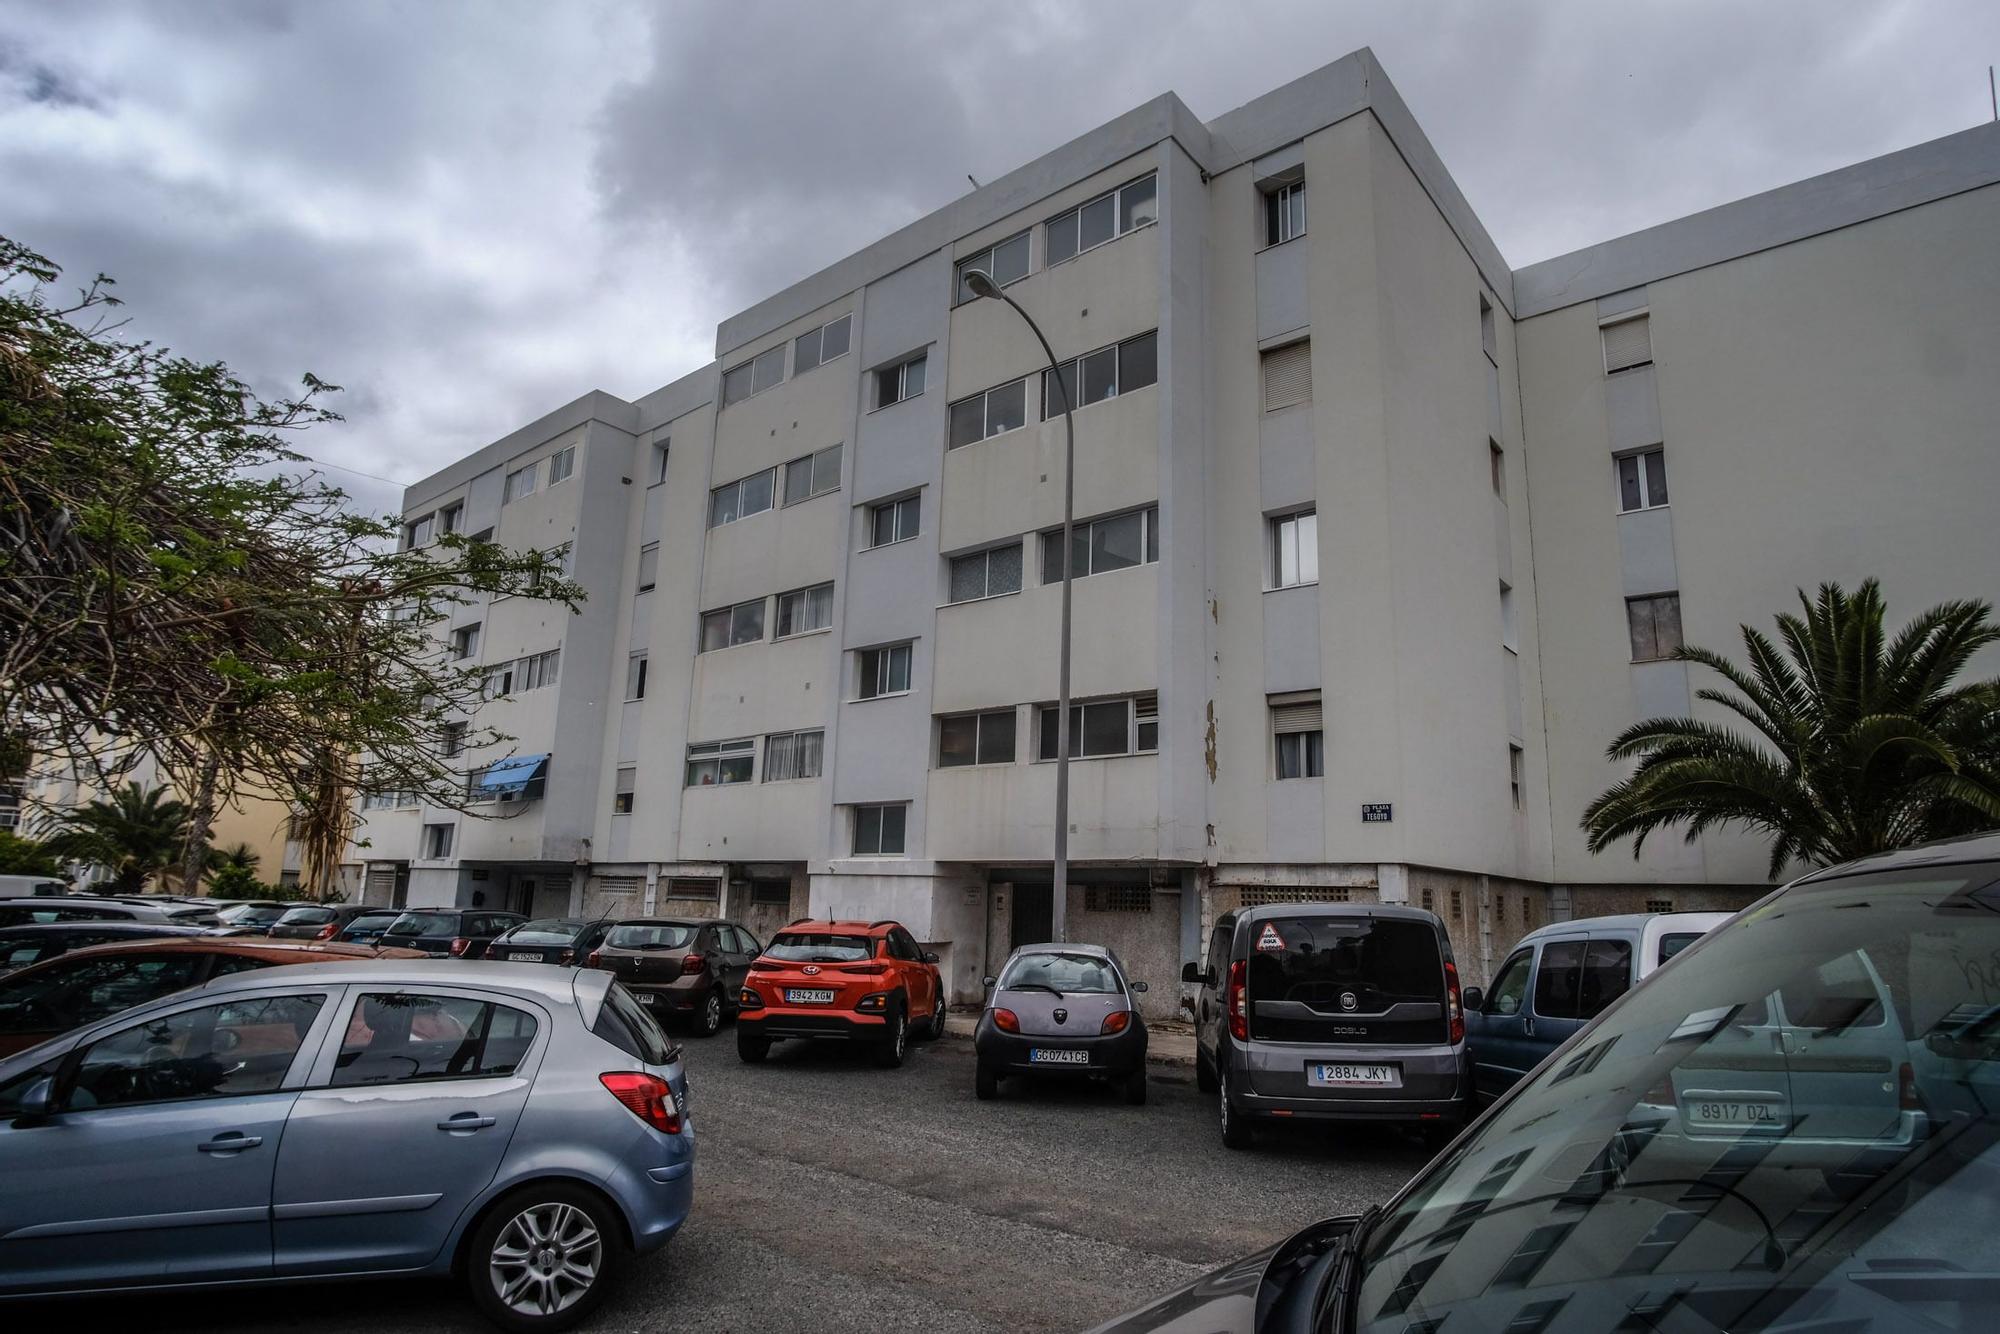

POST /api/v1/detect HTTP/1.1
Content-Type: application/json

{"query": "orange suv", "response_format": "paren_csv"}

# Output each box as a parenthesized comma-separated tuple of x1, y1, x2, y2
(736, 919, 947, 1067)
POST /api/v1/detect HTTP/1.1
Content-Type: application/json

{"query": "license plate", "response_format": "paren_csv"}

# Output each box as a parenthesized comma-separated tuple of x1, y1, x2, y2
(510, 951, 540, 961)
(785, 988, 837, 1004)
(1683, 1094, 1787, 1132)
(638, 992, 658, 1006)
(1029, 1048, 1090, 1065)
(1308, 1062, 1401, 1088)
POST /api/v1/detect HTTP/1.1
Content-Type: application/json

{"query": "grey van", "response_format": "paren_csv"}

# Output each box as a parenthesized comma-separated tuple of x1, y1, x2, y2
(1183, 903, 1469, 1148)
(1464, 910, 1729, 1104)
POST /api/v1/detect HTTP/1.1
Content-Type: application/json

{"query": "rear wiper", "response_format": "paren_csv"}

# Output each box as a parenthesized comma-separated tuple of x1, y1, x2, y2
(1007, 982, 1064, 998)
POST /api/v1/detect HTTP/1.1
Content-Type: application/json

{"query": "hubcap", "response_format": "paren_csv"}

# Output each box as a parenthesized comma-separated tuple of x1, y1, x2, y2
(490, 1201, 602, 1317)
(894, 1014, 906, 1056)
(705, 993, 721, 1030)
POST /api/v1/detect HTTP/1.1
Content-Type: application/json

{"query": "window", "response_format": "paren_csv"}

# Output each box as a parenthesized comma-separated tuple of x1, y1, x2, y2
(750, 880, 791, 907)
(873, 352, 927, 409)
(947, 543, 1023, 603)
(700, 598, 766, 651)
(331, 994, 538, 1086)
(708, 467, 776, 527)
(636, 543, 659, 592)
(722, 344, 786, 406)
(938, 709, 1016, 767)
(438, 502, 463, 535)
(547, 445, 575, 485)
(1484, 949, 1530, 1016)
(1616, 448, 1669, 511)
(422, 823, 454, 859)
(650, 440, 670, 485)
(852, 803, 907, 856)
(685, 738, 754, 787)
(68, 994, 326, 1108)
(1264, 180, 1306, 246)
(450, 623, 481, 661)
(403, 513, 434, 548)
(1626, 592, 1683, 662)
(502, 463, 538, 504)
(441, 722, 466, 758)
(868, 494, 920, 547)
(948, 377, 1029, 448)
(1601, 312, 1652, 373)
(954, 230, 1031, 304)
(517, 648, 560, 690)
(792, 314, 852, 374)
(857, 643, 913, 699)
(1037, 693, 1158, 759)
(1269, 510, 1317, 588)
(775, 582, 834, 636)
(396, 790, 420, 808)
(782, 443, 843, 505)
(1500, 582, 1518, 651)
(1271, 692, 1324, 780)
(1040, 506, 1158, 582)
(1041, 330, 1157, 417)
(626, 653, 648, 700)
(764, 729, 824, 782)
(1262, 340, 1312, 411)
(612, 766, 635, 814)
(1490, 441, 1506, 497)
(1045, 173, 1157, 266)
(1479, 294, 1497, 364)
(520, 543, 569, 592)
(1509, 744, 1525, 809)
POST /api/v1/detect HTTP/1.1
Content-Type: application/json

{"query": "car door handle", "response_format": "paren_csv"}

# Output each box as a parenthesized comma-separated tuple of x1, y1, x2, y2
(198, 1133, 263, 1153)
(438, 1113, 496, 1132)
(1522, 1017, 1536, 1037)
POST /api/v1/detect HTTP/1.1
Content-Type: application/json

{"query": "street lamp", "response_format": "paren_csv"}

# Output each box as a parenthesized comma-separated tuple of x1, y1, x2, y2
(963, 268, 1075, 943)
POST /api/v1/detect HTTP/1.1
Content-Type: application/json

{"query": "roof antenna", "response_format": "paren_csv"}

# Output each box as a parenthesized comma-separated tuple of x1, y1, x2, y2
(967, 173, 981, 190)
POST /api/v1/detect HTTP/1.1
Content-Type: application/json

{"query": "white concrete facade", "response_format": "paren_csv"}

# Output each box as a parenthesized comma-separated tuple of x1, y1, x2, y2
(355, 49, 2000, 1004)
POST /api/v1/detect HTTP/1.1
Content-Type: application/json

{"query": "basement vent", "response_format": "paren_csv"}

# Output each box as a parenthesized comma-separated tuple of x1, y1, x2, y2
(596, 876, 642, 896)
(1236, 884, 1349, 907)
(1601, 314, 1652, 373)
(1261, 340, 1312, 411)
(1646, 898, 1674, 914)
(1085, 885, 1153, 913)
(749, 879, 791, 907)
(665, 877, 719, 901)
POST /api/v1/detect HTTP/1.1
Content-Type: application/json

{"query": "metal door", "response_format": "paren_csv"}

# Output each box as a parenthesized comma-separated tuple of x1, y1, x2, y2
(1011, 884, 1053, 948)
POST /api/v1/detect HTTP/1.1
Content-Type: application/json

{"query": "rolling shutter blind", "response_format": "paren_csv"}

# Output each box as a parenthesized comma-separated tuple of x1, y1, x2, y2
(1262, 341, 1312, 411)
(1270, 691, 1323, 735)
(1601, 315, 1651, 372)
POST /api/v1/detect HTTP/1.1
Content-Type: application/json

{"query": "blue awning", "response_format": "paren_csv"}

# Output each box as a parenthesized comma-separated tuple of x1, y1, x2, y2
(475, 753, 548, 797)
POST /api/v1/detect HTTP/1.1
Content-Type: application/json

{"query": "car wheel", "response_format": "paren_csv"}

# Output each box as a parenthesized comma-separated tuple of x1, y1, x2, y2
(737, 1032, 770, 1063)
(467, 1183, 620, 1333)
(874, 1006, 908, 1068)
(1219, 1064, 1253, 1149)
(696, 989, 724, 1038)
(920, 989, 947, 1040)
(1123, 1068, 1147, 1106)
(975, 1060, 999, 1100)
(1195, 1047, 1218, 1094)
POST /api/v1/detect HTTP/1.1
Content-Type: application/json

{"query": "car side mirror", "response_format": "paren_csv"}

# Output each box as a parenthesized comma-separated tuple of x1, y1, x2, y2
(982, 975, 997, 988)
(1462, 986, 1484, 1013)
(13, 1076, 56, 1126)
(1129, 980, 1148, 994)
(921, 951, 939, 964)
(1180, 962, 1205, 985)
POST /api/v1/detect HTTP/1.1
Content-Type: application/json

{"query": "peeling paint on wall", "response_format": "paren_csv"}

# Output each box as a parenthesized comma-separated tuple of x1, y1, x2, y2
(1204, 699, 1217, 782)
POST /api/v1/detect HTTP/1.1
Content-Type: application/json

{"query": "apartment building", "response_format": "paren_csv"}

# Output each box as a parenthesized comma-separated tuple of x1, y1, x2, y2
(356, 49, 2000, 1011)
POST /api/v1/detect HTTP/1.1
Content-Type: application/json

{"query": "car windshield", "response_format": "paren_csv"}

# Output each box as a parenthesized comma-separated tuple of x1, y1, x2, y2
(1354, 863, 2000, 1334)
(505, 919, 584, 945)
(385, 912, 458, 938)
(1001, 952, 1122, 994)
(766, 932, 873, 963)
(608, 923, 696, 950)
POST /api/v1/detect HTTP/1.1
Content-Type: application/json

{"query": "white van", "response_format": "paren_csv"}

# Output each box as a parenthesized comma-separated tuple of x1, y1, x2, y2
(0, 874, 70, 899)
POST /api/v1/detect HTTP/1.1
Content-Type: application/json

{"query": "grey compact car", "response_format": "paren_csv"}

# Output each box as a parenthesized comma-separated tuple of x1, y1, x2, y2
(1185, 903, 1469, 1148)
(0, 959, 693, 1331)
(974, 943, 1150, 1104)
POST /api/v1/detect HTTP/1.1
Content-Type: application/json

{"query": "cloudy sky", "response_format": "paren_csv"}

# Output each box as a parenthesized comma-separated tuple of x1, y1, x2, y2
(4, 1, 1995, 514)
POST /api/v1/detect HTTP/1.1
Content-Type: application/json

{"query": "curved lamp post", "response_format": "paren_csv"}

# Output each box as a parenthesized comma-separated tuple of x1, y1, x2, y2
(963, 268, 1074, 942)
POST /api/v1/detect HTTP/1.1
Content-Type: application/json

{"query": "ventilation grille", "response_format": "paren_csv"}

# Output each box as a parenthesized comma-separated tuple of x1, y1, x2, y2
(1236, 884, 1350, 907)
(1601, 314, 1652, 373)
(665, 877, 719, 901)
(596, 876, 642, 896)
(1085, 885, 1153, 913)
(1262, 340, 1313, 411)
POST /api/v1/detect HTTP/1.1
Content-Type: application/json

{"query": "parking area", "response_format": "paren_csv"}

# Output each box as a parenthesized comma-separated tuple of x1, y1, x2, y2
(27, 1025, 1431, 1333)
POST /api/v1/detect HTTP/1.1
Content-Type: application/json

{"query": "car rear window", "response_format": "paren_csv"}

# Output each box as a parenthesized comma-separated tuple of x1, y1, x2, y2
(1246, 915, 1444, 1007)
(228, 906, 290, 925)
(505, 920, 583, 945)
(766, 932, 874, 962)
(594, 981, 677, 1064)
(341, 911, 402, 933)
(386, 912, 459, 938)
(608, 923, 695, 950)
(278, 906, 335, 926)
(1001, 951, 1122, 994)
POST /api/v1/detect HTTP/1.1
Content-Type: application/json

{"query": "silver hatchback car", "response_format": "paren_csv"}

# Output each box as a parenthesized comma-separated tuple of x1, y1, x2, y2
(0, 960, 694, 1332)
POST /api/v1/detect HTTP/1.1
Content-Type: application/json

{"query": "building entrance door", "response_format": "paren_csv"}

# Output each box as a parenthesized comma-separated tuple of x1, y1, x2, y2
(1011, 883, 1053, 947)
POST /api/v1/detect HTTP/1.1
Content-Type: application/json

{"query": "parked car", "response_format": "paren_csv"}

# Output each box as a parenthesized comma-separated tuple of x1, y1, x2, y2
(1092, 832, 2000, 1334)
(736, 918, 946, 1067)
(267, 901, 389, 941)
(488, 917, 619, 968)
(974, 943, 1149, 1104)
(1185, 903, 1469, 1148)
(214, 900, 293, 929)
(0, 874, 70, 899)
(0, 937, 422, 1058)
(0, 958, 692, 1330)
(588, 918, 762, 1036)
(332, 906, 412, 946)
(0, 896, 221, 929)
(376, 908, 525, 959)
(0, 922, 222, 976)
(1464, 910, 1730, 1104)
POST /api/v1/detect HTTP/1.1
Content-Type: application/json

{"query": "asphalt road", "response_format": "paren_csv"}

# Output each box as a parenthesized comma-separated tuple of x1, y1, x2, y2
(26, 1025, 1433, 1333)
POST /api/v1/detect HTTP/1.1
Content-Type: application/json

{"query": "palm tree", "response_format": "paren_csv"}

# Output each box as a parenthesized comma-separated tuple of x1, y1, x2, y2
(41, 783, 194, 892)
(1584, 580, 2000, 878)
(207, 842, 262, 878)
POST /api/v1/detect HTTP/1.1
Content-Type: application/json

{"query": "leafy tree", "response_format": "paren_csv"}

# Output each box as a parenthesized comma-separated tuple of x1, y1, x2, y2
(0, 830, 61, 877)
(40, 782, 191, 891)
(205, 861, 268, 901)
(1584, 580, 2000, 877)
(0, 236, 580, 894)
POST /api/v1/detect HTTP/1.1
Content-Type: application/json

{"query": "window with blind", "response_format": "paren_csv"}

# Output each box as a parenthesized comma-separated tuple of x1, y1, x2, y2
(636, 543, 659, 593)
(775, 582, 834, 637)
(763, 729, 824, 782)
(1270, 510, 1317, 588)
(1262, 340, 1312, 411)
(1601, 314, 1652, 373)
(612, 766, 635, 814)
(1271, 691, 1324, 780)
(1626, 592, 1683, 662)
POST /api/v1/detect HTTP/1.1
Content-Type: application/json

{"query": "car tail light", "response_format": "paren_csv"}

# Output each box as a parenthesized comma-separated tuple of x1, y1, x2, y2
(558, 948, 576, 966)
(681, 954, 706, 975)
(1444, 960, 1465, 1045)
(1899, 1061, 1925, 1113)
(448, 937, 471, 957)
(738, 987, 764, 1010)
(748, 960, 780, 973)
(1101, 1010, 1131, 1035)
(839, 963, 887, 976)
(1227, 960, 1248, 1042)
(993, 1008, 1020, 1033)
(586, 950, 602, 968)
(599, 1072, 681, 1134)
(315, 922, 339, 941)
